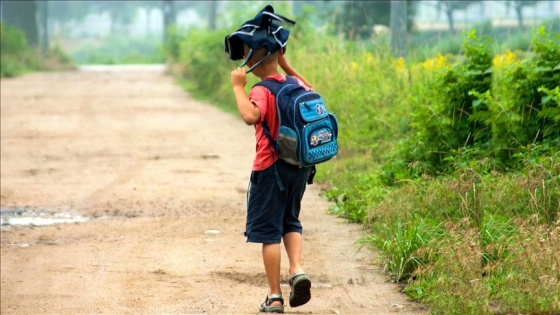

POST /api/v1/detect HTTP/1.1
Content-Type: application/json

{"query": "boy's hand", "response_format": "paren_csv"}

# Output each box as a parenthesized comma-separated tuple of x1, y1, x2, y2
(231, 67, 247, 89)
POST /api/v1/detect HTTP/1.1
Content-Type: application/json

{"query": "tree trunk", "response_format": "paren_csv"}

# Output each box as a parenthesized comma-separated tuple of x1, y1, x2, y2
(514, 2, 523, 29)
(390, 0, 407, 57)
(2, 0, 39, 48)
(38, 1, 49, 57)
(163, 0, 176, 42)
(146, 8, 151, 36)
(208, 1, 217, 30)
(110, 15, 117, 33)
(293, 0, 305, 16)
(445, 6, 455, 33)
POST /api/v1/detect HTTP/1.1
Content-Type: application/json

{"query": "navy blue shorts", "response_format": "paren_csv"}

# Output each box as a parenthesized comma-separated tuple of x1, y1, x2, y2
(245, 159, 311, 244)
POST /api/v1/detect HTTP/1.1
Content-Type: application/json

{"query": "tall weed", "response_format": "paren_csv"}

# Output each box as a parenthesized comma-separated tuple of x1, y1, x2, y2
(405, 225, 488, 314)
(364, 215, 446, 282)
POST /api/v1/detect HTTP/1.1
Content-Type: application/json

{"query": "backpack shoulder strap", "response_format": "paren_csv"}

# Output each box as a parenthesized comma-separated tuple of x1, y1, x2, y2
(252, 76, 297, 157)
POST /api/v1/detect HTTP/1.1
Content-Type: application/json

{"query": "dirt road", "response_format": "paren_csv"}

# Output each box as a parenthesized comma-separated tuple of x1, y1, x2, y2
(0, 66, 426, 314)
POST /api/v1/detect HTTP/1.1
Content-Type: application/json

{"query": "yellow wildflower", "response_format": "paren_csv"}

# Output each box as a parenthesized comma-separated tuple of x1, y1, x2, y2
(395, 57, 406, 71)
(493, 49, 517, 68)
(351, 61, 360, 74)
(422, 53, 448, 71)
(365, 52, 375, 66)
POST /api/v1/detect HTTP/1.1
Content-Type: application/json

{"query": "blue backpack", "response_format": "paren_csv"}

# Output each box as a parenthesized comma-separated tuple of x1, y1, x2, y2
(257, 76, 339, 169)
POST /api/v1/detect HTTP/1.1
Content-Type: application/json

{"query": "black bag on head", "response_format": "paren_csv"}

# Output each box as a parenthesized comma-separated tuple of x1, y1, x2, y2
(224, 5, 295, 73)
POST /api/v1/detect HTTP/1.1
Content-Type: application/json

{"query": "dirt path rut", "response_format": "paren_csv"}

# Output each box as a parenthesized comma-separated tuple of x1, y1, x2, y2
(0, 66, 426, 314)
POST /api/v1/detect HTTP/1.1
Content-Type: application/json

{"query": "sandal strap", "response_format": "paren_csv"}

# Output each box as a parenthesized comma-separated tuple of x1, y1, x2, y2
(289, 272, 307, 286)
(264, 294, 284, 305)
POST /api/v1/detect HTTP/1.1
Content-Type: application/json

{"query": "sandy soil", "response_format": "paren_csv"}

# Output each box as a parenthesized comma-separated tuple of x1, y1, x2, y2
(0, 66, 427, 314)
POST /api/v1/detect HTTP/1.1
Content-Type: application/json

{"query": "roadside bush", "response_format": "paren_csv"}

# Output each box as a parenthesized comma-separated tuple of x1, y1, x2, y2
(0, 23, 42, 77)
(503, 26, 559, 145)
(383, 30, 493, 183)
(175, 28, 239, 113)
(1, 23, 75, 77)
(1, 23, 28, 55)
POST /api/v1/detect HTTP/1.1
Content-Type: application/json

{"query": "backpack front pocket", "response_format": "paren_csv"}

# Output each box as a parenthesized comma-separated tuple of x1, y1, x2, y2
(301, 120, 338, 165)
(297, 96, 328, 123)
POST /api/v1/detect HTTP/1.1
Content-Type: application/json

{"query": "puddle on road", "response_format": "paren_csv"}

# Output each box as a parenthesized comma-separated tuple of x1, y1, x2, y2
(1, 208, 90, 229)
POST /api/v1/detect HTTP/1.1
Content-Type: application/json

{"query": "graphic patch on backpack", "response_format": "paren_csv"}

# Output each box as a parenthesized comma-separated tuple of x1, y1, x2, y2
(310, 128, 333, 147)
(315, 103, 326, 116)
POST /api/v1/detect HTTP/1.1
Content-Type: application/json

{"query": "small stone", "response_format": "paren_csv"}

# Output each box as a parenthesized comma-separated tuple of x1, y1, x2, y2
(204, 230, 221, 235)
(391, 303, 405, 310)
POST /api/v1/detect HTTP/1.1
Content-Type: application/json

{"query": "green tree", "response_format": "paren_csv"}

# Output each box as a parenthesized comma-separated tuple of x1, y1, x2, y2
(91, 1, 139, 33)
(38, 1, 48, 57)
(504, 0, 543, 29)
(436, 1, 479, 33)
(138, 0, 162, 36)
(1, 0, 39, 47)
(47, 1, 92, 30)
(208, 1, 217, 30)
(162, 0, 176, 42)
(335, 0, 418, 40)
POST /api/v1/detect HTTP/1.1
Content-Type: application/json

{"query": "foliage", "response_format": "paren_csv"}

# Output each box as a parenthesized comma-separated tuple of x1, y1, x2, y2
(383, 27, 559, 183)
(173, 28, 238, 112)
(1, 23, 75, 77)
(0, 23, 41, 77)
(362, 215, 446, 282)
(382, 30, 494, 184)
(486, 26, 560, 166)
(1, 0, 39, 47)
(1, 23, 28, 55)
(405, 214, 560, 314)
(374, 163, 560, 314)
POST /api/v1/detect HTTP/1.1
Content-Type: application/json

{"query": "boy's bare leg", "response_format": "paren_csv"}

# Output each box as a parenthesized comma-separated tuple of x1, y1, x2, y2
(283, 232, 303, 276)
(262, 243, 283, 305)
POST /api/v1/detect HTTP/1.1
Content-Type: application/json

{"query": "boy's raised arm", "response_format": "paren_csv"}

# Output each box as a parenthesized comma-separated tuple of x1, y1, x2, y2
(231, 67, 261, 125)
(278, 50, 313, 89)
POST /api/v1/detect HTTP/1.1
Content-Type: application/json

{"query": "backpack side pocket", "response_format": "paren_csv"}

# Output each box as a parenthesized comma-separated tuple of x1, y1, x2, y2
(277, 126, 300, 166)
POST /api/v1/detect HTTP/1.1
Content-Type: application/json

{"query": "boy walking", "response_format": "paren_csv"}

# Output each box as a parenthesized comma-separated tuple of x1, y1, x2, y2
(226, 5, 313, 313)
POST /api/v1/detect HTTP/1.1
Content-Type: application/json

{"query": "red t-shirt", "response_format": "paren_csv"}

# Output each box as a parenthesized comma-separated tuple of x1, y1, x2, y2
(249, 74, 310, 171)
